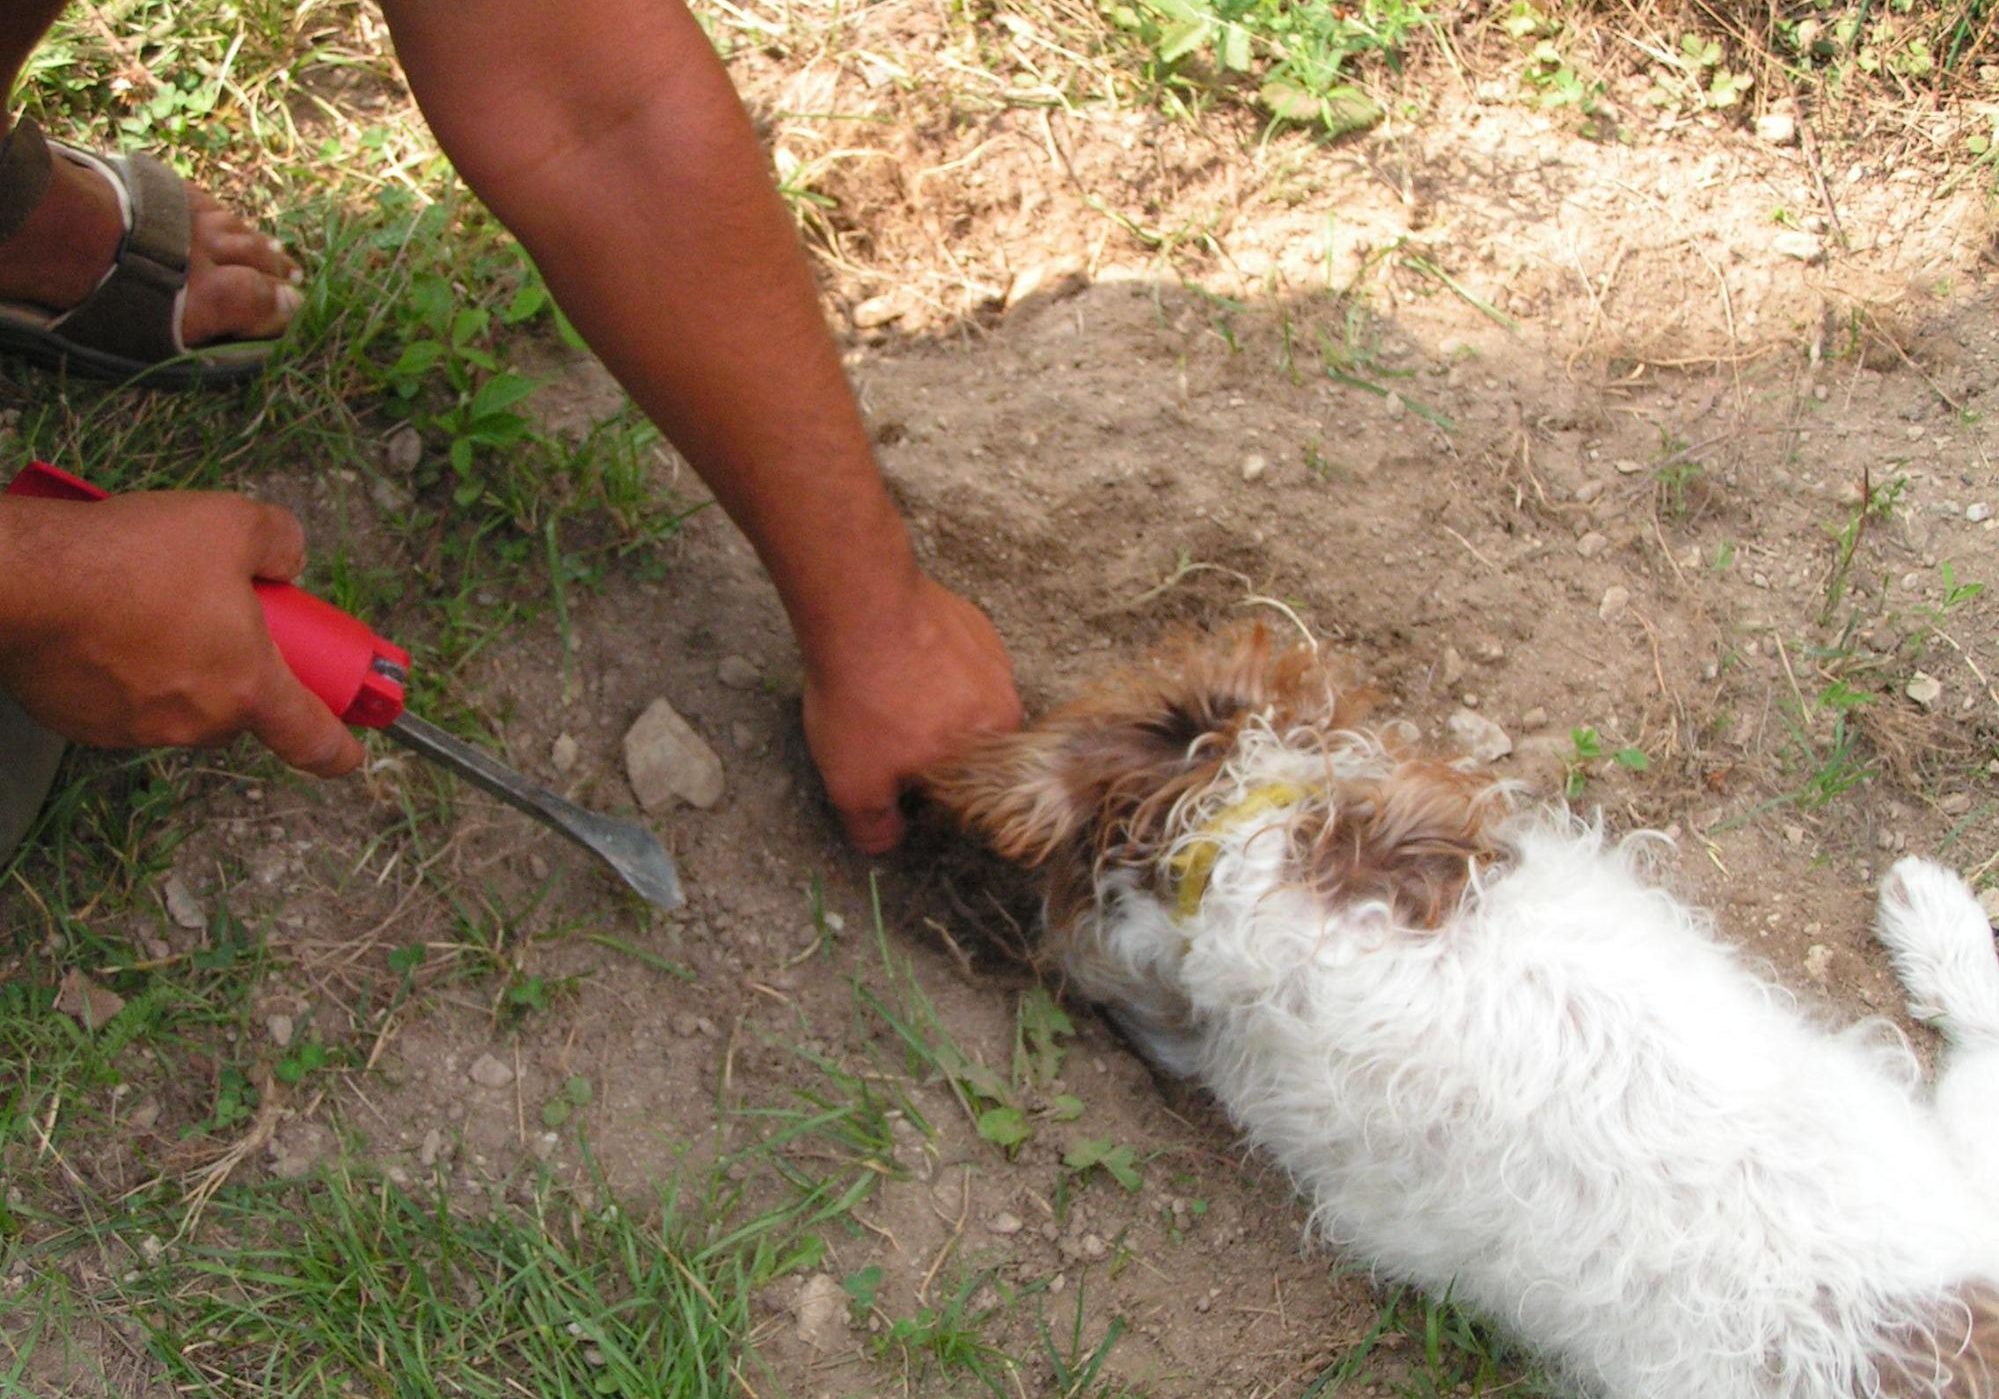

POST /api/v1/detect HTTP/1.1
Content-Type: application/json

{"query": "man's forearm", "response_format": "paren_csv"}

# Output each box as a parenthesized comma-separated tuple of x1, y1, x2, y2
(380, 0, 920, 672)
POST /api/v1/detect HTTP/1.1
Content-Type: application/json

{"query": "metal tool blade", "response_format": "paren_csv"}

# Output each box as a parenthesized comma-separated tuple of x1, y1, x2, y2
(385, 714, 685, 911)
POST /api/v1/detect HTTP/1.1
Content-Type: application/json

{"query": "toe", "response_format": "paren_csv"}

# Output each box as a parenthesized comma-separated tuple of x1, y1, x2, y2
(179, 264, 301, 346)
(205, 225, 300, 286)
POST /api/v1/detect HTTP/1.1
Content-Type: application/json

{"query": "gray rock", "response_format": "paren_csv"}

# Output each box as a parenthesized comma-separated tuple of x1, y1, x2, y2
(1968, 502, 1993, 523)
(1521, 707, 1549, 730)
(1576, 531, 1609, 558)
(1440, 647, 1467, 687)
(1906, 671, 1943, 708)
(1598, 585, 1631, 621)
(266, 1013, 295, 1049)
(716, 655, 762, 690)
(1240, 453, 1268, 483)
(792, 1274, 850, 1350)
(550, 733, 579, 775)
(1755, 111, 1798, 145)
(1772, 230, 1825, 264)
(1448, 709, 1514, 764)
(987, 1211, 1025, 1236)
(384, 425, 423, 473)
(623, 698, 725, 811)
(163, 875, 207, 931)
(468, 1052, 514, 1089)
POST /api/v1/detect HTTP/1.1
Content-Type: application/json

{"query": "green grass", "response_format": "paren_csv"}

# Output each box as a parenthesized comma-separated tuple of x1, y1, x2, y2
(4, 1151, 821, 1399)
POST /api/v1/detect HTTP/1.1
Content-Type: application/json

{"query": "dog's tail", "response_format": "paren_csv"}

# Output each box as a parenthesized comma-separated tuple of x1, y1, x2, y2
(1876, 858, 1999, 1049)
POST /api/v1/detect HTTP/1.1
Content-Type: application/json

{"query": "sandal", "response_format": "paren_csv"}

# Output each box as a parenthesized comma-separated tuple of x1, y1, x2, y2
(0, 117, 282, 387)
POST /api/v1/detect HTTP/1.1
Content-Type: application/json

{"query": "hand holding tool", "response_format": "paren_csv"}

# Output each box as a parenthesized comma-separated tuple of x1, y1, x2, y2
(6, 461, 683, 910)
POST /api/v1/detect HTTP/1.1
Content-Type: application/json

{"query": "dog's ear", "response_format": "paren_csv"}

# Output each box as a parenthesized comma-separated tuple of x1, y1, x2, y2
(923, 731, 1083, 867)
(1302, 762, 1503, 928)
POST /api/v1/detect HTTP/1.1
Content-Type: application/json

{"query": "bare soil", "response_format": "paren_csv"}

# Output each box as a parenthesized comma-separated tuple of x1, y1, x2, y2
(33, 16, 1999, 1397)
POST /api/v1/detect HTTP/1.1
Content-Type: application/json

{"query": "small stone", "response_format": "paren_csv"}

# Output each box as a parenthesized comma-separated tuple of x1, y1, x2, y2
(1240, 453, 1268, 483)
(384, 425, 423, 473)
(1598, 585, 1631, 621)
(1613, 459, 1645, 475)
(851, 295, 901, 329)
(717, 655, 761, 690)
(1906, 672, 1943, 708)
(266, 1013, 295, 1049)
(55, 968, 124, 1031)
(673, 1012, 718, 1038)
(1440, 646, 1467, 686)
(793, 1274, 850, 1350)
(1077, 1233, 1109, 1261)
(1574, 479, 1607, 504)
(468, 1052, 514, 1089)
(1939, 793, 1973, 817)
(1460, 692, 1480, 708)
(419, 1128, 446, 1168)
(1382, 393, 1406, 422)
(1755, 111, 1798, 145)
(1576, 531, 1609, 558)
(550, 733, 579, 775)
(1772, 230, 1825, 264)
(1447, 709, 1513, 764)
(987, 1211, 1024, 1236)
(267, 1122, 332, 1180)
(529, 854, 551, 880)
(1802, 944, 1831, 984)
(1875, 829, 1899, 852)
(163, 875, 207, 931)
(1968, 503, 1993, 523)
(127, 1097, 162, 1133)
(623, 697, 725, 811)
(730, 722, 757, 753)
(1521, 707, 1549, 730)
(1784, 824, 1805, 846)
(1906, 424, 1926, 442)
(1813, 384, 1830, 402)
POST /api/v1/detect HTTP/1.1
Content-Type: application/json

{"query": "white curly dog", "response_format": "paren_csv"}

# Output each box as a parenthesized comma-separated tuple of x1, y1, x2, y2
(928, 629, 1999, 1398)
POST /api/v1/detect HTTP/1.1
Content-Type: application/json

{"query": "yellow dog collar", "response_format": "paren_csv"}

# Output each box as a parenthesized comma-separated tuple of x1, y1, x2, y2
(1168, 781, 1310, 920)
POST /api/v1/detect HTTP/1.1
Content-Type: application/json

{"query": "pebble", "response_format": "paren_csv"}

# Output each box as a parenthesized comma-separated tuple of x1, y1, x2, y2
(623, 697, 726, 811)
(384, 425, 423, 473)
(987, 1211, 1024, 1236)
(267, 1122, 332, 1181)
(851, 295, 902, 329)
(1382, 393, 1406, 422)
(1576, 531, 1609, 558)
(1755, 111, 1798, 145)
(1240, 453, 1268, 483)
(1939, 793, 1973, 817)
(1598, 585, 1631, 621)
(1803, 944, 1831, 984)
(716, 655, 762, 690)
(1969, 503, 1993, 523)
(128, 1097, 162, 1132)
(730, 722, 758, 753)
(1613, 459, 1645, 475)
(1447, 709, 1514, 764)
(419, 1128, 447, 1168)
(468, 1052, 515, 1089)
(550, 733, 579, 775)
(1574, 479, 1606, 504)
(1440, 646, 1467, 686)
(672, 1012, 718, 1038)
(1813, 384, 1830, 402)
(266, 1013, 295, 1048)
(1772, 230, 1825, 264)
(1785, 824, 1805, 846)
(792, 1274, 851, 1350)
(1521, 707, 1549, 730)
(163, 875, 207, 931)
(1906, 424, 1927, 442)
(1906, 672, 1943, 708)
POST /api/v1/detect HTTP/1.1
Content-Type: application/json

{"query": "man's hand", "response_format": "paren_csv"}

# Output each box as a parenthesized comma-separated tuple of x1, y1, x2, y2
(0, 491, 363, 776)
(803, 575, 1022, 853)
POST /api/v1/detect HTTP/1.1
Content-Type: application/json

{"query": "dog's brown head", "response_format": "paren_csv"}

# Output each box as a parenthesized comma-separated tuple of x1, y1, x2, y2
(924, 627, 1502, 936)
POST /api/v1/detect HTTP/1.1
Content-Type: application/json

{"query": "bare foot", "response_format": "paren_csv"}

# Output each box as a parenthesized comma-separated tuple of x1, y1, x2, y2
(0, 129, 302, 347)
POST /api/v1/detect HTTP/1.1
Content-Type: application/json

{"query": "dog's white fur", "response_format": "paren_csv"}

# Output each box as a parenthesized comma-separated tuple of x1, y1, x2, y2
(931, 638, 1999, 1398)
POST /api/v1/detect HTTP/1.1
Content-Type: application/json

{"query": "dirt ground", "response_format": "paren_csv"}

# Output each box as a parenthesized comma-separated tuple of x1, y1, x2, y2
(48, 15, 1999, 1397)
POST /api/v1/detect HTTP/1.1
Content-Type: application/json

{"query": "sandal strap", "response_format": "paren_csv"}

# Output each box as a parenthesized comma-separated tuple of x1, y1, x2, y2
(0, 118, 54, 246)
(51, 150, 189, 364)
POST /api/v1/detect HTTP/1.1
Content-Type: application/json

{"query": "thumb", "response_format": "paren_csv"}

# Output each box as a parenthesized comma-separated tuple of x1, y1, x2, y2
(236, 498, 309, 583)
(840, 799, 906, 856)
(248, 648, 365, 778)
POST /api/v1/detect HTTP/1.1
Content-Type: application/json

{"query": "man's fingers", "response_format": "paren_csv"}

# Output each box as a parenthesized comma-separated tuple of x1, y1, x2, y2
(840, 800, 905, 856)
(237, 498, 310, 583)
(248, 655, 364, 777)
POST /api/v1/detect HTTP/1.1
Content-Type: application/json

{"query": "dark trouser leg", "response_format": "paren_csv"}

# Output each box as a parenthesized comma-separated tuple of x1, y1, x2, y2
(0, 691, 63, 861)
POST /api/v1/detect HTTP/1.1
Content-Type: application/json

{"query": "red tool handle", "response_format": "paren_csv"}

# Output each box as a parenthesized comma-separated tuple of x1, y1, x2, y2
(5, 461, 409, 729)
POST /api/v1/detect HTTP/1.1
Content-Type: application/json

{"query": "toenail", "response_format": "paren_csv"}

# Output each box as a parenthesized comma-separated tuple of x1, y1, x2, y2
(276, 284, 303, 315)
(267, 236, 285, 257)
(288, 267, 304, 286)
